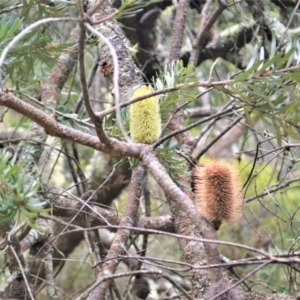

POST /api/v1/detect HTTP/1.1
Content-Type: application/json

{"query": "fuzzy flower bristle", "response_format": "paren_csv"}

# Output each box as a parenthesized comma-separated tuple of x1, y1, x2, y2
(129, 85, 161, 144)
(193, 161, 243, 227)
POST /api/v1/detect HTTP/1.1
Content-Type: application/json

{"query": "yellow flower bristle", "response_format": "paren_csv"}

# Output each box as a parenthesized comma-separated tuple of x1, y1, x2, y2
(129, 85, 161, 144)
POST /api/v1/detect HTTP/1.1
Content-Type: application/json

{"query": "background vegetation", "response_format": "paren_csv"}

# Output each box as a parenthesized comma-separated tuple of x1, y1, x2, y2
(0, 0, 300, 299)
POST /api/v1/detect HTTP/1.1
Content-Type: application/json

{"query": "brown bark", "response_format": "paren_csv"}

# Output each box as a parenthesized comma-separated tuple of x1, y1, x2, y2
(169, 0, 191, 63)
(51, 193, 174, 233)
(90, 0, 143, 99)
(141, 148, 221, 298)
(189, 0, 228, 66)
(88, 164, 145, 299)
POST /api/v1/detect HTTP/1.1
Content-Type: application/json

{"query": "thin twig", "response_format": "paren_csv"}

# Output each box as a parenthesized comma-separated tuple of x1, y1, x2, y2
(62, 142, 81, 195)
(74, 53, 99, 114)
(0, 3, 23, 15)
(208, 261, 270, 300)
(44, 232, 57, 300)
(245, 176, 300, 203)
(277, 0, 300, 50)
(194, 100, 235, 145)
(97, 83, 230, 119)
(87, 0, 105, 16)
(8, 243, 35, 300)
(194, 115, 244, 160)
(154, 106, 240, 149)
(77, 2, 96, 121)
(76, 269, 193, 300)
(137, 172, 151, 271)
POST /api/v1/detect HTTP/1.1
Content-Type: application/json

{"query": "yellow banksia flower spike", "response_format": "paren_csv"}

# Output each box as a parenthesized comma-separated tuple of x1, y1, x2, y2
(129, 85, 161, 144)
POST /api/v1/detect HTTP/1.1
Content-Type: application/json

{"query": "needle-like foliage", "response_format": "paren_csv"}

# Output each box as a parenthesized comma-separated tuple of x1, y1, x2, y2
(0, 151, 46, 227)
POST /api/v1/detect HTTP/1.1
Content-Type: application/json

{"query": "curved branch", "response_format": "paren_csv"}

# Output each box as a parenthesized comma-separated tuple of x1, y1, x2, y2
(0, 92, 141, 157)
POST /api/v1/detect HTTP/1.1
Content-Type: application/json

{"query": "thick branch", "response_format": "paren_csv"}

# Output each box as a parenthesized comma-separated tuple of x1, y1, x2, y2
(90, 0, 143, 98)
(140, 148, 222, 298)
(0, 92, 141, 157)
(189, 0, 228, 65)
(51, 195, 175, 233)
(169, 0, 191, 62)
(168, 0, 195, 154)
(88, 164, 145, 299)
(197, 20, 256, 66)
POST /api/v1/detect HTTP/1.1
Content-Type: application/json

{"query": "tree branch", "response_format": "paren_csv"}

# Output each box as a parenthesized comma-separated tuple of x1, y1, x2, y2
(0, 92, 141, 157)
(189, 0, 228, 66)
(169, 0, 191, 62)
(88, 164, 145, 299)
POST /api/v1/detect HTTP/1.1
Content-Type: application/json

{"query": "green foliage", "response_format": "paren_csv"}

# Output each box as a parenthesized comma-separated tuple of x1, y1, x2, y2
(0, 14, 22, 45)
(104, 61, 198, 142)
(220, 34, 300, 146)
(55, 105, 95, 135)
(146, 60, 198, 183)
(154, 60, 198, 123)
(0, 14, 22, 77)
(156, 141, 188, 186)
(0, 151, 47, 227)
(0, 1, 75, 89)
(20, 0, 68, 18)
(104, 107, 130, 138)
(117, 0, 161, 18)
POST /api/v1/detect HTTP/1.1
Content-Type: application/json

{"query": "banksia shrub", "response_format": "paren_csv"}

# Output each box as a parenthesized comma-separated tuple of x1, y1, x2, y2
(0, 151, 46, 227)
(193, 161, 243, 229)
(129, 85, 161, 144)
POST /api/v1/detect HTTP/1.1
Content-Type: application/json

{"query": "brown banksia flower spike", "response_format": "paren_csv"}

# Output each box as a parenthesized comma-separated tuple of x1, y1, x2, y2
(132, 274, 150, 300)
(193, 161, 243, 230)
